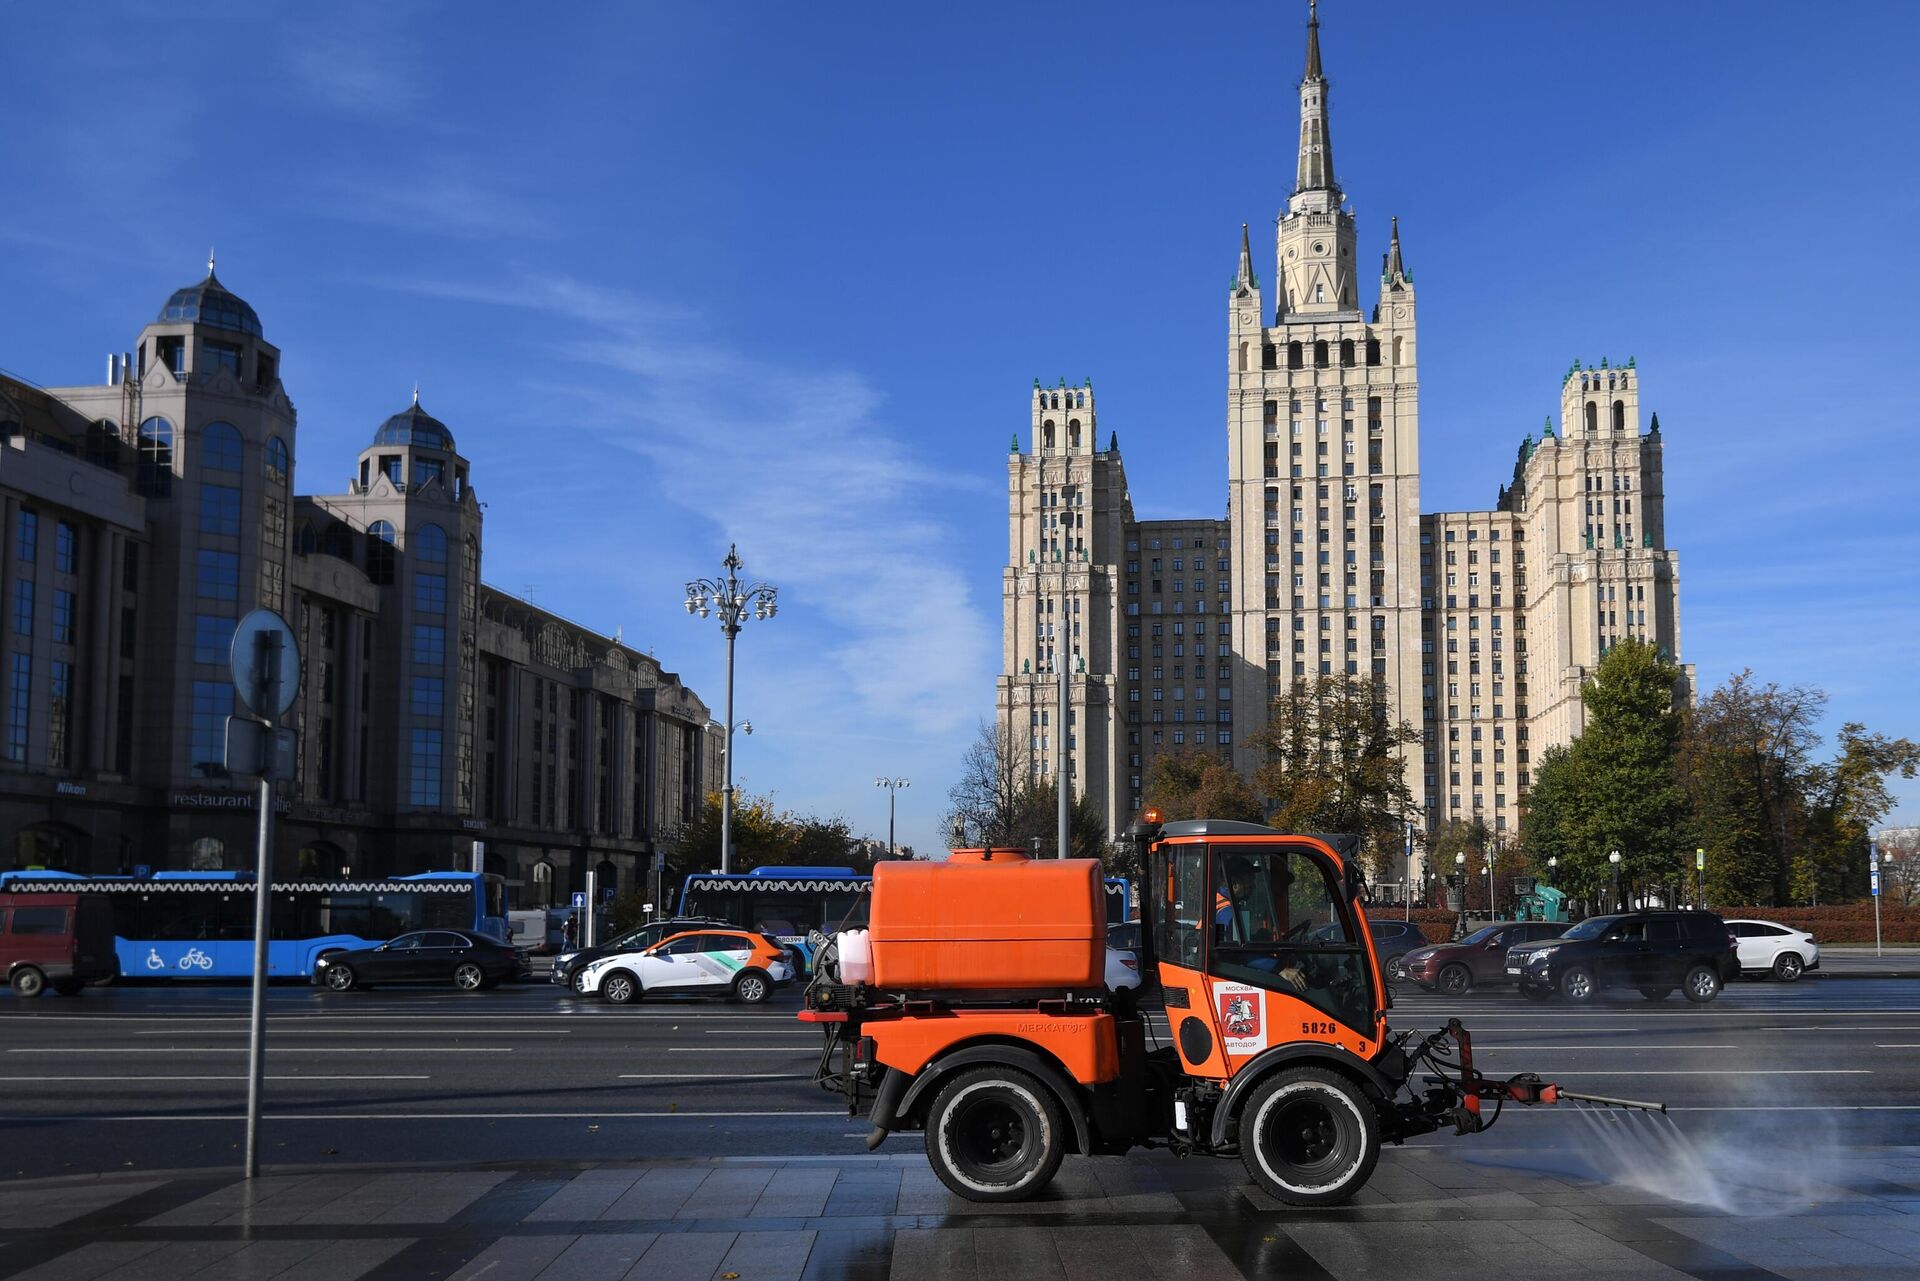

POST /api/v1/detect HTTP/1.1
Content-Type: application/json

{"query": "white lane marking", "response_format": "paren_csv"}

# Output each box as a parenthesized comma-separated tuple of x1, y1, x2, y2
(617, 1073, 809, 1080)
(0, 1075, 428, 1083)
(131, 1028, 572, 1036)
(0, 1075, 430, 1082)
(1764, 1026, 1920, 1032)
(1474, 1104, 1920, 1114)
(1518, 1069, 1870, 1075)
(666, 1046, 814, 1053)
(30, 1110, 850, 1121)
(1875, 1043, 1920, 1048)
(6, 1047, 510, 1055)
(1474, 1045, 1738, 1051)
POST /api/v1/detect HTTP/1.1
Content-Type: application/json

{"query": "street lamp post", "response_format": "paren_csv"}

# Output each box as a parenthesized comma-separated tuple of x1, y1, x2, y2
(1609, 849, 1623, 913)
(1485, 856, 1495, 922)
(875, 778, 910, 859)
(684, 545, 778, 875)
(1454, 851, 1467, 926)
(1404, 821, 1415, 922)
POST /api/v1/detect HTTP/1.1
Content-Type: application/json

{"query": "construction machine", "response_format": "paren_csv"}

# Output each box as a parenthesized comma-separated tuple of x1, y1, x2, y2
(801, 814, 1659, 1204)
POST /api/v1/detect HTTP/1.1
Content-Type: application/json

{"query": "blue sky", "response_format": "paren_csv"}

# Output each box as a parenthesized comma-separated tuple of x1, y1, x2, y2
(3, 2, 1916, 856)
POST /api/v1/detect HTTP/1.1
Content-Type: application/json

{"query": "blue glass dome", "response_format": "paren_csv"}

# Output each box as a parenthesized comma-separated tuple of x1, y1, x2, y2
(373, 401, 454, 450)
(156, 270, 262, 337)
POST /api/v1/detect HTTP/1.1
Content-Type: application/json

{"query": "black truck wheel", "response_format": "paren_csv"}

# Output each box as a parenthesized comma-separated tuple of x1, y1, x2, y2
(1240, 1066, 1380, 1206)
(924, 1066, 1066, 1202)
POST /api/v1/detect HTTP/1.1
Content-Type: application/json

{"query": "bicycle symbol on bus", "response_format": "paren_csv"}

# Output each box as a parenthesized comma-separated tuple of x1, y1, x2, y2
(145, 947, 213, 971)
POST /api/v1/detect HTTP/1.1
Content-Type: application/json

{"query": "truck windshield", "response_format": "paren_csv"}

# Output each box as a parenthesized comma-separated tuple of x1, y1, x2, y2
(1210, 845, 1373, 1034)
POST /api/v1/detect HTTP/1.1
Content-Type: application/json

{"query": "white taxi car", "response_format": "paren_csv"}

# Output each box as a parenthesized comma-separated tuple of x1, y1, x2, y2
(576, 928, 795, 1004)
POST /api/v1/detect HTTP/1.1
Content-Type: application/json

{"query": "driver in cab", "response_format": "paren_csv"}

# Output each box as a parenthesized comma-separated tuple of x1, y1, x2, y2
(1216, 860, 1317, 996)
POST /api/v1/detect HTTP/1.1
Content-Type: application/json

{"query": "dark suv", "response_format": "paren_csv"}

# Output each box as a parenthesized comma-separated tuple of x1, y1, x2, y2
(1503, 910, 1738, 1003)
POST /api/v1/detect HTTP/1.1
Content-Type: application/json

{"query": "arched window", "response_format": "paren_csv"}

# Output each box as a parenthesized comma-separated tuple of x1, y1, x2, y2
(367, 520, 396, 585)
(200, 421, 243, 472)
(532, 859, 555, 909)
(1075, 392, 1084, 408)
(1288, 342, 1304, 370)
(1068, 419, 1081, 449)
(265, 436, 289, 486)
(1314, 340, 1329, 368)
(86, 420, 123, 473)
(595, 858, 617, 894)
(1585, 401, 1598, 435)
(1042, 420, 1055, 450)
(1391, 337, 1403, 366)
(1238, 342, 1249, 373)
(1340, 339, 1355, 368)
(414, 523, 448, 564)
(1612, 400, 1625, 432)
(136, 417, 174, 497)
(1366, 339, 1381, 366)
(295, 522, 318, 556)
(1262, 342, 1277, 369)
(322, 521, 354, 561)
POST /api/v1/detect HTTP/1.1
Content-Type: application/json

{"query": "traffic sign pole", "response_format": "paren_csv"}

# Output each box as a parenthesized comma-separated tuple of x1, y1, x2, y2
(1871, 842, 1883, 959)
(229, 610, 300, 1180)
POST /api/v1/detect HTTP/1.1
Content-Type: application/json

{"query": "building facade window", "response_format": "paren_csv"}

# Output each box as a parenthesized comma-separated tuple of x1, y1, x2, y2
(193, 614, 235, 664)
(411, 675, 445, 719)
(15, 509, 37, 563)
(47, 660, 71, 770)
(54, 521, 76, 573)
(199, 483, 242, 536)
(412, 624, 446, 666)
(415, 572, 447, 615)
(265, 437, 290, 486)
(201, 422, 243, 472)
(366, 520, 397, 585)
(196, 549, 239, 600)
(51, 590, 74, 645)
(4, 653, 28, 761)
(11, 578, 32, 636)
(190, 680, 232, 778)
(410, 728, 443, 806)
(137, 418, 174, 497)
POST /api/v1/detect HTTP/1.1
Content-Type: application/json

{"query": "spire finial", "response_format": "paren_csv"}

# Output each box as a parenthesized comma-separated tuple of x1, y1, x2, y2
(207, 248, 216, 277)
(412, 382, 420, 406)
(1293, 0, 1337, 197)
(1235, 222, 1255, 290)
(1384, 215, 1406, 284)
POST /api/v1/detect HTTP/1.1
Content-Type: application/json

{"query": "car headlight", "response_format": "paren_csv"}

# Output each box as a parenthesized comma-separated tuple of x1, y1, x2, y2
(1527, 945, 1559, 961)
(315, 956, 333, 966)
(1406, 949, 1432, 963)
(555, 952, 578, 967)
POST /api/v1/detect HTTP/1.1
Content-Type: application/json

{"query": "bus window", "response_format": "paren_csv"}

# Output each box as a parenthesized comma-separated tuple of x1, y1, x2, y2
(749, 893, 818, 939)
(423, 890, 471, 931)
(367, 892, 419, 938)
(320, 893, 370, 938)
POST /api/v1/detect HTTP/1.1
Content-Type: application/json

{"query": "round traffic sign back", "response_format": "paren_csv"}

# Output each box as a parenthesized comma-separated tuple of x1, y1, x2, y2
(230, 609, 302, 720)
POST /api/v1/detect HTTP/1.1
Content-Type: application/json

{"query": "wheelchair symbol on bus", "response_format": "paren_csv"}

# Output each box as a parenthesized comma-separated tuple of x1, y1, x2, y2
(145, 948, 166, 971)
(178, 948, 214, 971)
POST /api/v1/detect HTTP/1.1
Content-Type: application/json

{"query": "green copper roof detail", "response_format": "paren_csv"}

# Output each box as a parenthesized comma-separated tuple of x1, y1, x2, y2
(1108, 430, 1118, 453)
(1011, 433, 1020, 453)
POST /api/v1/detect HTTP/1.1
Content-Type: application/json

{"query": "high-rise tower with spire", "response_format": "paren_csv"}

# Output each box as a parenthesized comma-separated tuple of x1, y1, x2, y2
(1227, 0, 1424, 798)
(995, 2, 1688, 873)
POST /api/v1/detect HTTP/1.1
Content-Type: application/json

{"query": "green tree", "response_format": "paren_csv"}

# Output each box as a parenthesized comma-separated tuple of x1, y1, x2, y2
(1801, 724, 1920, 902)
(1247, 674, 1420, 875)
(1517, 640, 1687, 907)
(1144, 750, 1264, 824)
(1002, 780, 1109, 863)
(673, 791, 873, 874)
(1574, 638, 1691, 897)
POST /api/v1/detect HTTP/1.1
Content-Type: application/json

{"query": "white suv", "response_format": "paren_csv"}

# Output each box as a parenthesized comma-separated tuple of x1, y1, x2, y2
(1725, 918, 1819, 982)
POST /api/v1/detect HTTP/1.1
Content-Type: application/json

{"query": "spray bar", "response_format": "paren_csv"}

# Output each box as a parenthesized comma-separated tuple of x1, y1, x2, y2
(1551, 1088, 1667, 1114)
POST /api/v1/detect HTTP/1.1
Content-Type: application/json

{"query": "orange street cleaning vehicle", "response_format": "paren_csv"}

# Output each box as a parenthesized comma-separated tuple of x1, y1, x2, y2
(800, 815, 1662, 1203)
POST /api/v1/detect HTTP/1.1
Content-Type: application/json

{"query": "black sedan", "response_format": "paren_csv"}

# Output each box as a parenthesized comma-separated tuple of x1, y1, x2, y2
(312, 931, 528, 992)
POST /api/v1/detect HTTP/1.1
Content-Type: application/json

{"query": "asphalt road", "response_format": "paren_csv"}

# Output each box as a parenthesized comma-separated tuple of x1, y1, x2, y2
(4, 974, 1919, 1181)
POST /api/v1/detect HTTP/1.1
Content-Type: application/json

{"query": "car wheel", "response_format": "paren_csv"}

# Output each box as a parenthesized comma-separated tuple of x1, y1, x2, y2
(324, 964, 357, 992)
(1437, 964, 1472, 997)
(570, 969, 592, 995)
(1518, 982, 1553, 1002)
(1386, 954, 1407, 983)
(925, 1065, 1066, 1202)
(1239, 1066, 1381, 1207)
(600, 970, 640, 1004)
(1682, 964, 1721, 1003)
(1772, 953, 1804, 983)
(10, 967, 46, 998)
(1558, 965, 1597, 1003)
(732, 970, 770, 1004)
(1638, 987, 1673, 1001)
(453, 962, 487, 992)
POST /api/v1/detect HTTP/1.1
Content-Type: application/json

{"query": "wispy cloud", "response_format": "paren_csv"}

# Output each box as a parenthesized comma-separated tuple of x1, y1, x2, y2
(374, 267, 996, 739)
(281, 22, 428, 119)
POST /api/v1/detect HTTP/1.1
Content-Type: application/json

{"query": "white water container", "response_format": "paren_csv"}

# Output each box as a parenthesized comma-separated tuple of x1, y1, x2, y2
(837, 929, 873, 984)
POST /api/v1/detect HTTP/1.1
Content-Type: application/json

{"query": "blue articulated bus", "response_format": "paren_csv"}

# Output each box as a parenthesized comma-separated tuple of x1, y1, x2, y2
(0, 870, 507, 980)
(679, 865, 1133, 970)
